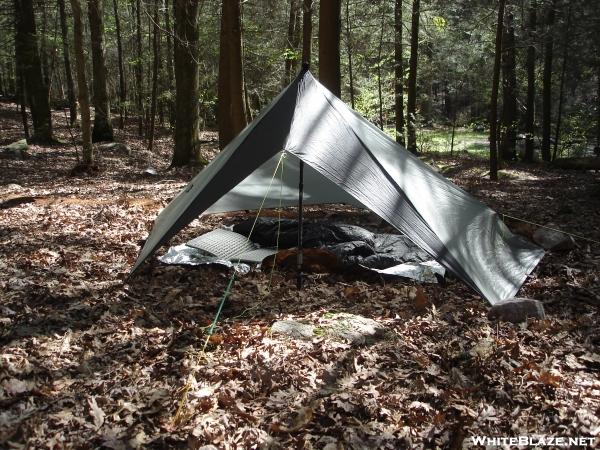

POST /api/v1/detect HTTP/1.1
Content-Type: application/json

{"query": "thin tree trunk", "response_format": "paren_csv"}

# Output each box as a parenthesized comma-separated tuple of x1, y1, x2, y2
(490, 0, 506, 180)
(284, 0, 300, 84)
(16, 70, 30, 139)
(597, 60, 600, 153)
(394, 0, 405, 145)
(406, 0, 420, 153)
(377, 1, 385, 130)
(135, 0, 144, 136)
(524, 0, 536, 162)
(500, 11, 517, 161)
(345, 0, 354, 108)
(318, 0, 341, 97)
(70, 0, 93, 166)
(218, 0, 248, 149)
(148, 1, 159, 152)
(302, 0, 313, 65)
(113, 0, 127, 129)
(88, 0, 114, 142)
(40, 3, 50, 87)
(552, 5, 571, 161)
(450, 116, 456, 156)
(7, 61, 16, 96)
(58, 0, 77, 125)
(164, 1, 175, 127)
(14, 0, 53, 143)
(541, 0, 555, 162)
(172, 0, 201, 166)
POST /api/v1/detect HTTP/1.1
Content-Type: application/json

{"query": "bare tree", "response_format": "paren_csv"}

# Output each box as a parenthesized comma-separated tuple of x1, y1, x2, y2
(318, 0, 341, 97)
(218, 0, 247, 149)
(302, 0, 313, 65)
(172, 0, 201, 166)
(406, 0, 420, 153)
(58, 0, 77, 125)
(14, 0, 54, 143)
(394, 0, 405, 145)
(88, 0, 114, 142)
(500, 11, 517, 161)
(113, 0, 127, 129)
(70, 0, 93, 166)
(541, 0, 555, 162)
(524, 0, 537, 162)
(147, 0, 160, 152)
(284, 0, 302, 84)
(490, 0, 506, 180)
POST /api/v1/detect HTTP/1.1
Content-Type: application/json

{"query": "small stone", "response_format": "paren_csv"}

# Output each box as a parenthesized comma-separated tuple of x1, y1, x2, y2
(2, 139, 29, 160)
(488, 298, 545, 323)
(533, 224, 576, 251)
(323, 313, 387, 345)
(271, 320, 315, 340)
(98, 142, 131, 156)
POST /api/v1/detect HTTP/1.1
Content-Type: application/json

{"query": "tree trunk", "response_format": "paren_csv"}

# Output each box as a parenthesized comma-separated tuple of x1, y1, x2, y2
(377, 2, 385, 130)
(541, 0, 555, 162)
(172, 0, 201, 166)
(148, 1, 160, 152)
(394, 0, 405, 145)
(524, 0, 536, 162)
(490, 0, 506, 181)
(302, 0, 313, 65)
(58, 0, 77, 125)
(14, 0, 53, 143)
(70, 0, 93, 166)
(284, 0, 301, 84)
(113, 0, 127, 129)
(406, 0, 420, 153)
(597, 58, 600, 153)
(16, 69, 30, 139)
(500, 11, 517, 161)
(345, 0, 354, 108)
(218, 0, 248, 150)
(318, 0, 341, 97)
(552, 5, 571, 161)
(40, 3, 50, 88)
(135, 0, 144, 136)
(164, 2, 175, 128)
(88, 0, 113, 142)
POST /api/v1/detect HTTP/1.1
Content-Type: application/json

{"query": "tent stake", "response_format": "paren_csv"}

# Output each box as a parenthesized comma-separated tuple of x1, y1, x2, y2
(297, 159, 304, 290)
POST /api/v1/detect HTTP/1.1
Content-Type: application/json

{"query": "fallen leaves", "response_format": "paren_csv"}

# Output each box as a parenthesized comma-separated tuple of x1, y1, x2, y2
(0, 102, 599, 448)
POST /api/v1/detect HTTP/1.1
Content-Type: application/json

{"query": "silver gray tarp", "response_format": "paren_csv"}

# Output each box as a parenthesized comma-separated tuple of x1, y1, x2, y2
(131, 69, 544, 304)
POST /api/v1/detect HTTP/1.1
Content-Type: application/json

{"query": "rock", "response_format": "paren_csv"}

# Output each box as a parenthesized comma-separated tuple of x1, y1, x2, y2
(271, 314, 387, 346)
(5, 184, 23, 191)
(271, 320, 315, 340)
(1, 139, 30, 160)
(488, 298, 545, 323)
(321, 313, 387, 345)
(142, 167, 158, 176)
(532, 224, 576, 251)
(98, 142, 131, 156)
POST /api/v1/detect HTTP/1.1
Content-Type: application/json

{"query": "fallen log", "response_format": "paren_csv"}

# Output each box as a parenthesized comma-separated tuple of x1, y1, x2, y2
(552, 156, 600, 170)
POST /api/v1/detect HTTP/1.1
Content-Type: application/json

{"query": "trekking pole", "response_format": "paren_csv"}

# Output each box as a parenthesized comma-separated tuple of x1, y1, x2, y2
(297, 159, 304, 290)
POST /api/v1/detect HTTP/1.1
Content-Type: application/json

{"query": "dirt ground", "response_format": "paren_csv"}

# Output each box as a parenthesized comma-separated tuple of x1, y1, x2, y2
(1, 102, 599, 448)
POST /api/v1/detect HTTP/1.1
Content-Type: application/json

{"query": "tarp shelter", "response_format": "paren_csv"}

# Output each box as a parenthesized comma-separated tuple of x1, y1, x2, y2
(131, 68, 544, 304)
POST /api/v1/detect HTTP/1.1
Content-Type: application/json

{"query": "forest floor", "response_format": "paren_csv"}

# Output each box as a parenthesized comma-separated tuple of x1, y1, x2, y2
(1, 102, 600, 449)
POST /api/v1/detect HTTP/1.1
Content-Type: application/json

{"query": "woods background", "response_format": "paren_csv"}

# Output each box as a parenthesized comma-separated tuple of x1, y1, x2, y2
(2, 0, 599, 173)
